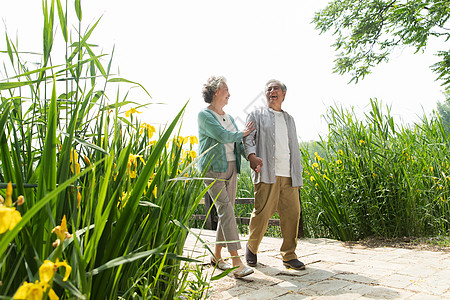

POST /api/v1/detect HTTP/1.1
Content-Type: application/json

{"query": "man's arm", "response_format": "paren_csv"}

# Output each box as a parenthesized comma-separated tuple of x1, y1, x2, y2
(243, 113, 256, 157)
(243, 112, 263, 172)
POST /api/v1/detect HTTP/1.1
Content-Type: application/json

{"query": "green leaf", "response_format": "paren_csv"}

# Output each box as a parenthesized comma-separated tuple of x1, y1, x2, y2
(98, 100, 142, 111)
(59, 131, 109, 155)
(85, 43, 106, 77)
(56, 0, 68, 42)
(108, 78, 152, 98)
(75, 0, 82, 21)
(53, 274, 86, 299)
(37, 76, 58, 199)
(5, 34, 13, 64)
(83, 151, 116, 264)
(8, 64, 63, 81)
(0, 103, 16, 186)
(138, 201, 160, 208)
(0, 81, 36, 90)
(88, 246, 166, 276)
(210, 268, 236, 281)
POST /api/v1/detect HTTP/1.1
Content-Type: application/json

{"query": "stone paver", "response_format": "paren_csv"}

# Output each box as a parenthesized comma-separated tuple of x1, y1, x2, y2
(183, 229, 450, 299)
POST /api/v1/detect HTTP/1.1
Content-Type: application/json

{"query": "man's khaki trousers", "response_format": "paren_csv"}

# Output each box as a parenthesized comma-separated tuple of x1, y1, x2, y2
(247, 176, 300, 261)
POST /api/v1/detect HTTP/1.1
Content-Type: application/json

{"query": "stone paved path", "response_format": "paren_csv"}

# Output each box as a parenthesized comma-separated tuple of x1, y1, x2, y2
(183, 228, 450, 299)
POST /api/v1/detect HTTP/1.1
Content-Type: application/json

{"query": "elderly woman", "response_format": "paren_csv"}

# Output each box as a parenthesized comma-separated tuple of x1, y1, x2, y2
(198, 76, 254, 278)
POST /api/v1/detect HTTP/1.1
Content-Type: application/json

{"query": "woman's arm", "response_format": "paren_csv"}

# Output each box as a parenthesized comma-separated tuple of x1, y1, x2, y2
(198, 110, 244, 144)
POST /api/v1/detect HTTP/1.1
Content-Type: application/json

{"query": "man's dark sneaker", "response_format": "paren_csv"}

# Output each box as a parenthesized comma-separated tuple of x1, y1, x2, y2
(245, 245, 257, 267)
(283, 259, 305, 270)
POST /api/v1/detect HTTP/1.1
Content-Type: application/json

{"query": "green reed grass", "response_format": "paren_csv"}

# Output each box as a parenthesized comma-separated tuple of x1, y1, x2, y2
(0, 1, 211, 299)
(300, 99, 450, 241)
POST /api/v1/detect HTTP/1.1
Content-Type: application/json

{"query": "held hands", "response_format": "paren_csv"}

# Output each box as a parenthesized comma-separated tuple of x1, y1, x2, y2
(243, 121, 255, 137)
(248, 154, 263, 173)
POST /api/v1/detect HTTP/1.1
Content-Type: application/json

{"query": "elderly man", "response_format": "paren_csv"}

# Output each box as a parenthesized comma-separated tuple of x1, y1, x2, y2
(243, 79, 304, 270)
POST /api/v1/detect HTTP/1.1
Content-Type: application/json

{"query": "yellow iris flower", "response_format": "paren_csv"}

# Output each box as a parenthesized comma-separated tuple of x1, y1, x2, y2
(5, 181, 13, 206)
(125, 108, 142, 118)
(83, 155, 91, 166)
(17, 195, 25, 205)
(139, 123, 156, 138)
(189, 136, 199, 145)
(0, 206, 22, 234)
(175, 136, 184, 146)
(183, 136, 198, 145)
(314, 152, 323, 161)
(0, 182, 23, 234)
(181, 150, 197, 164)
(77, 189, 82, 208)
(14, 281, 47, 300)
(51, 215, 72, 243)
(39, 259, 71, 283)
(14, 259, 71, 300)
(323, 174, 332, 181)
(127, 154, 145, 178)
(70, 148, 81, 175)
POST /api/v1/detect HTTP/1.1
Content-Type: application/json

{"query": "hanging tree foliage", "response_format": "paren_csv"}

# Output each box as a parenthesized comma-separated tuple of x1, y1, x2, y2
(313, 0, 450, 89)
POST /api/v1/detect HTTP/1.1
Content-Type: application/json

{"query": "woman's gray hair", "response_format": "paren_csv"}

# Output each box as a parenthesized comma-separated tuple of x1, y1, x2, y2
(202, 76, 227, 103)
(265, 79, 287, 92)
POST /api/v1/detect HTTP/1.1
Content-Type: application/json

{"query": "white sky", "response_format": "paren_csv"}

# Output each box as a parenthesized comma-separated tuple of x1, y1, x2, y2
(1, 0, 447, 141)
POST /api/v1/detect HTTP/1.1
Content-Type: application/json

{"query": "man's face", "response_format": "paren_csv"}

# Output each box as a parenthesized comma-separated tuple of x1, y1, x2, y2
(265, 82, 285, 111)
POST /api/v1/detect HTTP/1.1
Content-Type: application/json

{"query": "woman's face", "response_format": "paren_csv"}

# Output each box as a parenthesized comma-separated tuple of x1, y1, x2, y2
(213, 82, 230, 107)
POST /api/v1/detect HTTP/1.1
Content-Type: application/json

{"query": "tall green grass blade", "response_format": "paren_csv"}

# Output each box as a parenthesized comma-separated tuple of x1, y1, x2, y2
(5, 34, 13, 64)
(88, 246, 166, 277)
(97, 100, 142, 111)
(53, 274, 85, 299)
(85, 43, 106, 77)
(56, 0, 68, 42)
(42, 0, 55, 68)
(84, 152, 115, 264)
(107, 78, 152, 98)
(0, 81, 36, 90)
(0, 105, 17, 186)
(8, 64, 63, 80)
(75, 0, 82, 21)
(37, 76, 58, 198)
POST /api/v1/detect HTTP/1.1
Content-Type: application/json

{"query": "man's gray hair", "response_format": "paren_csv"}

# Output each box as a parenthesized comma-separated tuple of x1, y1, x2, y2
(265, 79, 287, 92)
(202, 76, 227, 103)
